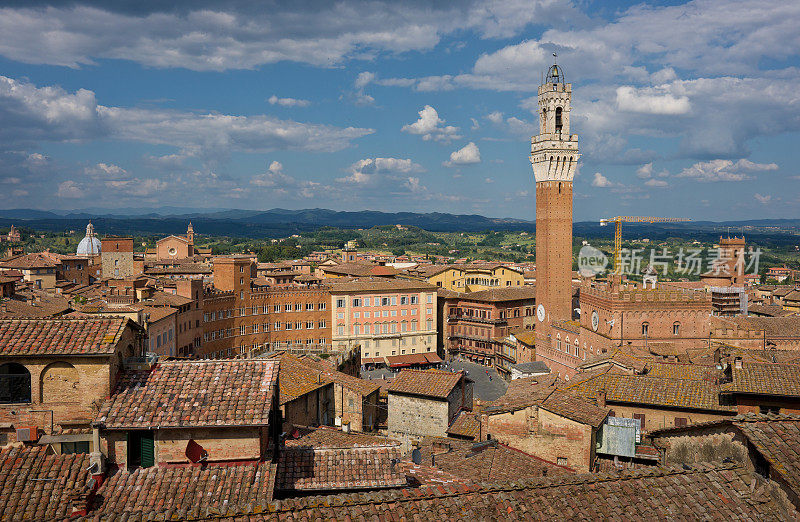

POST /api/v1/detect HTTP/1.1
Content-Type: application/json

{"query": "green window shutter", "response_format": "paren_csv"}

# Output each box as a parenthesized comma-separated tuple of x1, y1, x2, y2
(140, 433, 155, 468)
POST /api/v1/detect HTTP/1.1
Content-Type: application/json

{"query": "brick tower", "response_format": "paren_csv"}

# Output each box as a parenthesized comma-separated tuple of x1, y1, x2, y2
(531, 59, 580, 329)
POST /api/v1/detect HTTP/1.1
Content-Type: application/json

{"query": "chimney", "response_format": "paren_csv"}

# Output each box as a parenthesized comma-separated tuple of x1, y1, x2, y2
(598, 389, 607, 408)
(734, 357, 743, 370)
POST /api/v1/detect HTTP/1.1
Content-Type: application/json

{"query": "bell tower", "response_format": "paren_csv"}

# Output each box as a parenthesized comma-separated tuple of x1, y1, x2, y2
(532, 57, 580, 329)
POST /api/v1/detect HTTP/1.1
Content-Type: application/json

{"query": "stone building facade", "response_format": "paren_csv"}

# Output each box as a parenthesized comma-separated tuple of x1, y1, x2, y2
(201, 257, 331, 358)
(101, 237, 134, 279)
(0, 318, 143, 448)
(329, 278, 438, 361)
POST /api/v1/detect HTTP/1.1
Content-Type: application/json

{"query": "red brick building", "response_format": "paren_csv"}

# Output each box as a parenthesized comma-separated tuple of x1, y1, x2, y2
(441, 287, 536, 370)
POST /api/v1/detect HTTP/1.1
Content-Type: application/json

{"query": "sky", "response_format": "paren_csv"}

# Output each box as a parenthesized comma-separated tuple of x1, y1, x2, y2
(0, 0, 798, 221)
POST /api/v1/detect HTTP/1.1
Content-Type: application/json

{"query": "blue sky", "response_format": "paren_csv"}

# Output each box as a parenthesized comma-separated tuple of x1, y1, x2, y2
(0, 0, 798, 220)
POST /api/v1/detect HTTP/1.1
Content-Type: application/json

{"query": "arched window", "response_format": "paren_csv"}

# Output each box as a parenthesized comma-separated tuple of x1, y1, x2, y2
(0, 363, 31, 403)
(41, 362, 79, 403)
(642, 322, 649, 337)
(673, 322, 681, 336)
(555, 107, 563, 133)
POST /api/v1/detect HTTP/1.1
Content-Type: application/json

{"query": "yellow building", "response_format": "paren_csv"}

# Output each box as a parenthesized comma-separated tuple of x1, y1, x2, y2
(401, 263, 524, 293)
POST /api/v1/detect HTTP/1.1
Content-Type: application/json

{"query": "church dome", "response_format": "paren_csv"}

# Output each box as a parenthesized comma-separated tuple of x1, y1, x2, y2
(76, 222, 101, 256)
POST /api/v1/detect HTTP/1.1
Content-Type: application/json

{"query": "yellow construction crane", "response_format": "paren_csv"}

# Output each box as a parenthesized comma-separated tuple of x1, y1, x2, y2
(599, 216, 691, 273)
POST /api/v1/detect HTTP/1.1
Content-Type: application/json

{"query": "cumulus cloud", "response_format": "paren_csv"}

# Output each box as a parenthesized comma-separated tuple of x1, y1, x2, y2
(677, 159, 778, 182)
(0, 1, 577, 71)
(754, 193, 772, 204)
(338, 157, 425, 184)
(351, 72, 376, 106)
(401, 105, 461, 143)
(57, 180, 83, 199)
(444, 142, 481, 167)
(250, 161, 324, 198)
(268, 95, 311, 107)
(0, 75, 373, 157)
(591, 172, 613, 187)
(644, 178, 668, 188)
(615, 86, 690, 115)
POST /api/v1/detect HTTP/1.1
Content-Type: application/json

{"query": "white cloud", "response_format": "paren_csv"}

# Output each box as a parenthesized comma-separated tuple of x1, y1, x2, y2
(0, 75, 373, 157)
(250, 160, 324, 198)
(591, 172, 613, 187)
(644, 178, 668, 188)
(0, 1, 576, 71)
(677, 159, 779, 182)
(636, 163, 653, 179)
(338, 157, 425, 184)
(57, 180, 83, 199)
(85, 162, 127, 180)
(444, 142, 481, 167)
(401, 105, 461, 143)
(268, 95, 311, 108)
(470, 118, 480, 131)
(615, 86, 690, 115)
(484, 178, 494, 184)
(352, 72, 376, 106)
(754, 193, 771, 204)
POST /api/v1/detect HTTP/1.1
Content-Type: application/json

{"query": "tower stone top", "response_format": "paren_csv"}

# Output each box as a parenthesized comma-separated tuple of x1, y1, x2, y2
(530, 61, 580, 183)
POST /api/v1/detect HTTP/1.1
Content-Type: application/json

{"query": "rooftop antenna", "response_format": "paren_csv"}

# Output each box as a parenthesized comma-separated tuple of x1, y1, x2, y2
(553, 52, 557, 65)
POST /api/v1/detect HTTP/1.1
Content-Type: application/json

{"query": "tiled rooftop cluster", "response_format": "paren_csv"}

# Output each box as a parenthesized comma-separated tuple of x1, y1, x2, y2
(0, 446, 90, 520)
(387, 368, 465, 398)
(277, 428, 405, 492)
(0, 317, 128, 356)
(96, 359, 278, 428)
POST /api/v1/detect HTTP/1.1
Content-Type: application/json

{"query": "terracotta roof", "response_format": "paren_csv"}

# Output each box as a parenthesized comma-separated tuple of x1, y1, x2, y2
(486, 377, 608, 427)
(579, 349, 647, 373)
(96, 360, 278, 428)
(0, 253, 61, 269)
(328, 276, 435, 293)
(0, 446, 91, 521)
(511, 330, 536, 345)
(261, 463, 795, 520)
(726, 316, 800, 337)
(290, 354, 380, 397)
(565, 373, 735, 412)
(410, 437, 570, 484)
(272, 353, 378, 404)
(388, 369, 465, 399)
(552, 319, 580, 334)
(457, 286, 536, 302)
(0, 294, 71, 318)
(137, 305, 177, 322)
(0, 317, 128, 356)
(446, 411, 481, 439)
(645, 362, 722, 381)
(141, 291, 194, 307)
(278, 428, 405, 492)
(748, 304, 795, 317)
(94, 461, 277, 517)
(724, 362, 800, 397)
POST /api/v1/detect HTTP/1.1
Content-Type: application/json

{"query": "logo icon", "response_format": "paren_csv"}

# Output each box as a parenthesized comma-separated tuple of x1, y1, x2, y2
(578, 245, 608, 277)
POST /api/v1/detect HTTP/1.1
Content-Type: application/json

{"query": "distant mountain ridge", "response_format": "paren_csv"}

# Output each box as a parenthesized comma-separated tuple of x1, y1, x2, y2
(0, 207, 797, 241)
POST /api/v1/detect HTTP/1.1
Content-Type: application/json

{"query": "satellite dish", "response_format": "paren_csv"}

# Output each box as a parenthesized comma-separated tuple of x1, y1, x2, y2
(411, 448, 422, 465)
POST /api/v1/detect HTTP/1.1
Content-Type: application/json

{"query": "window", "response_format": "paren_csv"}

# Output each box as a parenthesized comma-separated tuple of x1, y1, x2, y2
(673, 322, 680, 336)
(264, 305, 269, 314)
(555, 107, 563, 132)
(253, 324, 259, 333)
(338, 326, 344, 335)
(556, 457, 567, 466)
(390, 296, 397, 305)
(274, 305, 281, 313)
(306, 321, 314, 329)
(354, 312, 360, 319)
(274, 322, 281, 331)
(252, 306, 258, 315)
(337, 298, 346, 308)
(391, 310, 397, 317)
(62, 440, 91, 454)
(381, 297, 390, 306)
(318, 320, 326, 328)
(641, 323, 649, 337)
(674, 417, 688, 428)
(285, 304, 292, 312)
(295, 322, 302, 330)
(306, 303, 314, 310)
(285, 322, 293, 330)
(427, 293, 433, 304)
(295, 303, 302, 311)
(410, 296, 418, 304)
(633, 413, 646, 433)
(353, 298, 361, 307)
(401, 296, 408, 305)
(426, 319, 433, 331)
(364, 324, 371, 334)
(318, 302, 326, 310)
(240, 307, 246, 316)
(240, 325, 246, 335)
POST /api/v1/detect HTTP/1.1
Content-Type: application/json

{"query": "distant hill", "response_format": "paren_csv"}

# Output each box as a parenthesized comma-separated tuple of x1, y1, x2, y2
(0, 207, 798, 243)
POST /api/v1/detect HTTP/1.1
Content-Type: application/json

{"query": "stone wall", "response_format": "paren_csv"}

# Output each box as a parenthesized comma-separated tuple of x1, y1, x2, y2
(388, 393, 449, 449)
(485, 406, 594, 472)
(605, 403, 733, 433)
